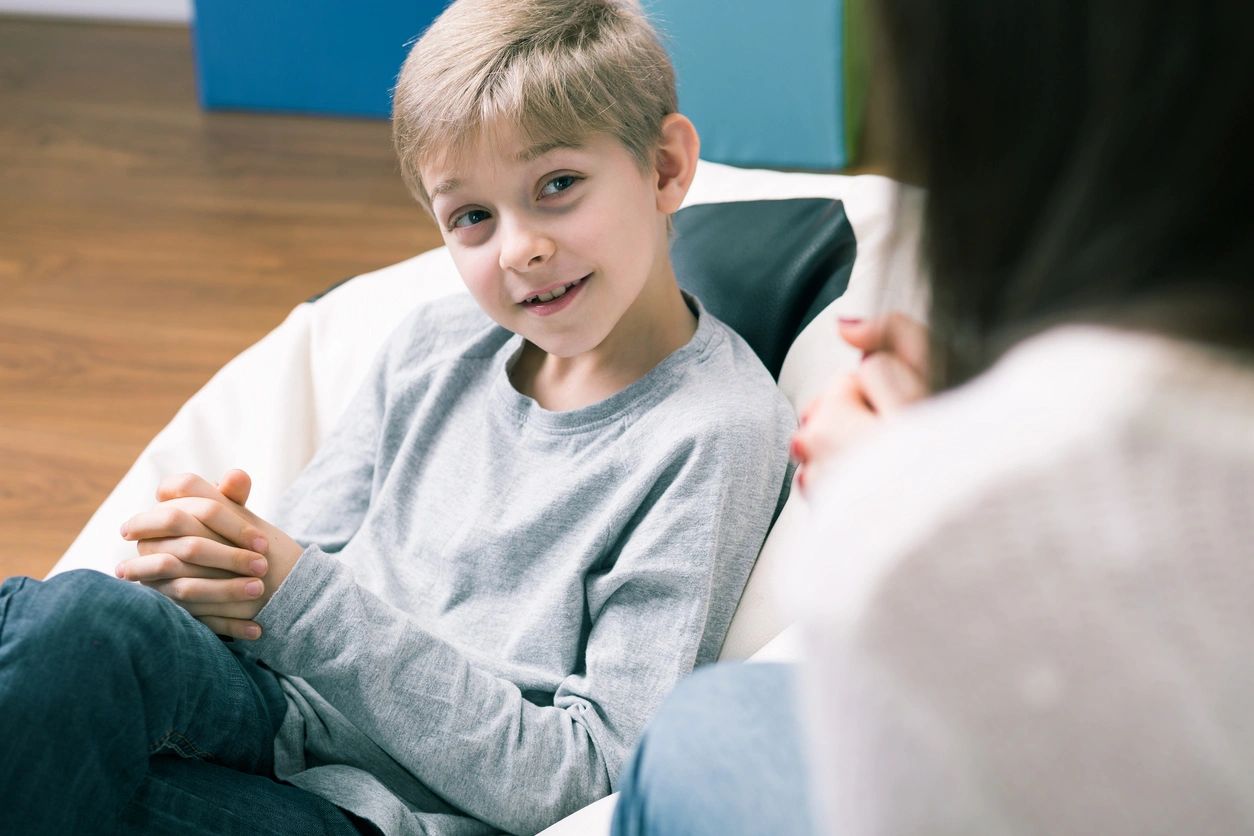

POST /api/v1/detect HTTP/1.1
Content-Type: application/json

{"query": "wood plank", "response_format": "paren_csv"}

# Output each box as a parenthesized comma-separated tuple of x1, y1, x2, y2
(0, 16, 442, 580)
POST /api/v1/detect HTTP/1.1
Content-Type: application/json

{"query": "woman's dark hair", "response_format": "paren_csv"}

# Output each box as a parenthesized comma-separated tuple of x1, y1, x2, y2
(871, 0, 1254, 388)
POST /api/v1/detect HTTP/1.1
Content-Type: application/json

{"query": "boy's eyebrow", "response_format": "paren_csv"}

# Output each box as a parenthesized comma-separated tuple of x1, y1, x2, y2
(517, 141, 583, 162)
(429, 178, 462, 200)
(428, 141, 583, 199)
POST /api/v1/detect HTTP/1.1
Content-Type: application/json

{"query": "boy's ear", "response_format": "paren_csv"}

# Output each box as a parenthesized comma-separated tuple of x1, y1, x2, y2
(653, 113, 700, 215)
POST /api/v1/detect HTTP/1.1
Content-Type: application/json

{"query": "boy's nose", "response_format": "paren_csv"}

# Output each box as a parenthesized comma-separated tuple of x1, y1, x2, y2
(499, 223, 555, 273)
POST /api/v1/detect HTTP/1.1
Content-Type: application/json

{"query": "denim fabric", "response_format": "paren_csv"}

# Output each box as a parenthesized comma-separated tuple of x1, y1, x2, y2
(0, 569, 371, 836)
(612, 663, 816, 836)
(119, 756, 380, 835)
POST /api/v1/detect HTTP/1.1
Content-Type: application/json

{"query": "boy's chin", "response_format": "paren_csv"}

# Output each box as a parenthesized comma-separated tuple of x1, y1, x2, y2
(523, 333, 598, 359)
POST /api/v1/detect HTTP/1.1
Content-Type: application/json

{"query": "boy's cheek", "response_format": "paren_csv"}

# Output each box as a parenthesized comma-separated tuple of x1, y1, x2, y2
(452, 252, 503, 298)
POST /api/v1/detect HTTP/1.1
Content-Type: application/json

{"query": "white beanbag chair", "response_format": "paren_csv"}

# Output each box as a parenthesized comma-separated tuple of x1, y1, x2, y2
(50, 159, 923, 834)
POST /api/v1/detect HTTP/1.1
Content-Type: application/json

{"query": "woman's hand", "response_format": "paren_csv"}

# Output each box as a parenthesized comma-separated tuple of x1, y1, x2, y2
(791, 313, 930, 493)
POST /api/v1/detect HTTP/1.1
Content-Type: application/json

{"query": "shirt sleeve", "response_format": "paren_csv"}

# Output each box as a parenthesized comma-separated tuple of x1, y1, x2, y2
(245, 418, 792, 835)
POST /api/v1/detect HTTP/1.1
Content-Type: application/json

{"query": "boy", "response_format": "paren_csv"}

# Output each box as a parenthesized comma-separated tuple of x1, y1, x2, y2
(0, 1, 794, 834)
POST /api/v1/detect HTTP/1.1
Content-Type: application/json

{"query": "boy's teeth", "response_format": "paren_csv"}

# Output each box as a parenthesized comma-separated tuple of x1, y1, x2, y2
(530, 280, 576, 304)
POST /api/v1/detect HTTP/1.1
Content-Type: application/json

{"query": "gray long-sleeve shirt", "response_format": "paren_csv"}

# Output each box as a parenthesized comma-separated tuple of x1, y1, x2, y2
(244, 292, 795, 835)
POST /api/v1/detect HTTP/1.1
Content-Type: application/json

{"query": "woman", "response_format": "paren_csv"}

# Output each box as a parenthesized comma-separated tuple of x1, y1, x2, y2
(614, 0, 1254, 833)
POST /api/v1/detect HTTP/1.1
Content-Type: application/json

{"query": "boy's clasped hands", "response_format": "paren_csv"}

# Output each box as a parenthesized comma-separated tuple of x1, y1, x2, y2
(115, 469, 304, 640)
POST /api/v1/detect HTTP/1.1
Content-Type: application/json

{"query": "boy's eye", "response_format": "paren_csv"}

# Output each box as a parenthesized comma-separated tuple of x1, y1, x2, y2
(539, 175, 580, 198)
(450, 209, 491, 230)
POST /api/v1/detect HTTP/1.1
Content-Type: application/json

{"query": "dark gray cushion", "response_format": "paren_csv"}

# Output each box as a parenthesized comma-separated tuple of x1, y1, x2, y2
(673, 198, 856, 379)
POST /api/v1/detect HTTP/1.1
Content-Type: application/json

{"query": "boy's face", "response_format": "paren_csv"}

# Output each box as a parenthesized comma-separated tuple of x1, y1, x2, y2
(422, 127, 670, 359)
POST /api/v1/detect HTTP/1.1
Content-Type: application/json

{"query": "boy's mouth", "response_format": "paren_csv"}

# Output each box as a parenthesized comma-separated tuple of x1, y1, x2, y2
(524, 274, 591, 307)
(516, 275, 589, 318)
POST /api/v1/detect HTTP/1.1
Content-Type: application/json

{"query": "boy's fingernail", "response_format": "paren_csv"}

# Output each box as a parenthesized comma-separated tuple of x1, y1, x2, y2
(246, 625, 262, 639)
(244, 580, 263, 597)
(249, 558, 268, 576)
(251, 537, 267, 554)
(119, 524, 128, 538)
(837, 317, 863, 326)
(114, 563, 125, 579)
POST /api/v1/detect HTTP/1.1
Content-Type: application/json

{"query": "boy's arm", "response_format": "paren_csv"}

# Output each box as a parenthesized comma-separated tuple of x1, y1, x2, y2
(241, 416, 792, 835)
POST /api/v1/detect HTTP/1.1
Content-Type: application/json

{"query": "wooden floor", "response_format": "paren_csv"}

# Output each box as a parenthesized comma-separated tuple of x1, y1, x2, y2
(0, 17, 443, 580)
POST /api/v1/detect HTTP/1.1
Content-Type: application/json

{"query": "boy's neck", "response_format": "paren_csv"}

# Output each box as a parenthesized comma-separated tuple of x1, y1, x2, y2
(511, 264, 697, 412)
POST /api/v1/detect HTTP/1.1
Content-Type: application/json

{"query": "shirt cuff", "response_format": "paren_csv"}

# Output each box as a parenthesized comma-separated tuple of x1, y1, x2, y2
(246, 544, 340, 669)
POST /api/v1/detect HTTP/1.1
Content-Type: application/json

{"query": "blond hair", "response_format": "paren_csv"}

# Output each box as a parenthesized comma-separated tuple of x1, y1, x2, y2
(392, 0, 677, 214)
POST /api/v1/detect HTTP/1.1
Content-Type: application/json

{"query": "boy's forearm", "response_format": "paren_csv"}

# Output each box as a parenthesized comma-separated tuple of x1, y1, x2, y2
(246, 546, 615, 834)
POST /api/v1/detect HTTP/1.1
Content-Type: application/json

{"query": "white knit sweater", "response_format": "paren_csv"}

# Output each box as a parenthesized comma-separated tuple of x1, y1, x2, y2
(795, 325, 1254, 835)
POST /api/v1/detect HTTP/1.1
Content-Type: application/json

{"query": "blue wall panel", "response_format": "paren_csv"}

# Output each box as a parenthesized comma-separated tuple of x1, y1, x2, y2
(643, 1, 846, 170)
(192, 1, 847, 169)
(193, 1, 447, 117)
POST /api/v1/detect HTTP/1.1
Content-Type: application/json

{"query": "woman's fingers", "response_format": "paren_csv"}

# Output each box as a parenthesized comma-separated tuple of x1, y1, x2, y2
(134, 536, 267, 577)
(839, 313, 930, 378)
(792, 375, 878, 462)
(197, 615, 262, 641)
(857, 351, 929, 416)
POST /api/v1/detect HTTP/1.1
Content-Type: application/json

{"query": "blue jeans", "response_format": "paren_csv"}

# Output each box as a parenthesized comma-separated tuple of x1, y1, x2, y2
(0, 569, 376, 835)
(613, 662, 816, 836)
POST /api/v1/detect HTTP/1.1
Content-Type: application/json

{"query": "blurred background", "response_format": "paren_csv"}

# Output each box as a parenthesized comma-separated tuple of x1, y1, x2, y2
(0, 0, 876, 580)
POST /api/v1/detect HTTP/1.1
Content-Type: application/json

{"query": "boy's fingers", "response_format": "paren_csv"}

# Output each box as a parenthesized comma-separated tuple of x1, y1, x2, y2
(147, 575, 265, 607)
(134, 536, 267, 577)
(174, 497, 265, 552)
(218, 469, 252, 508)
(197, 615, 262, 641)
(117, 553, 237, 582)
(857, 352, 929, 416)
(124, 498, 266, 554)
(156, 470, 253, 509)
(177, 598, 263, 619)
(155, 472, 221, 503)
(121, 504, 226, 545)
